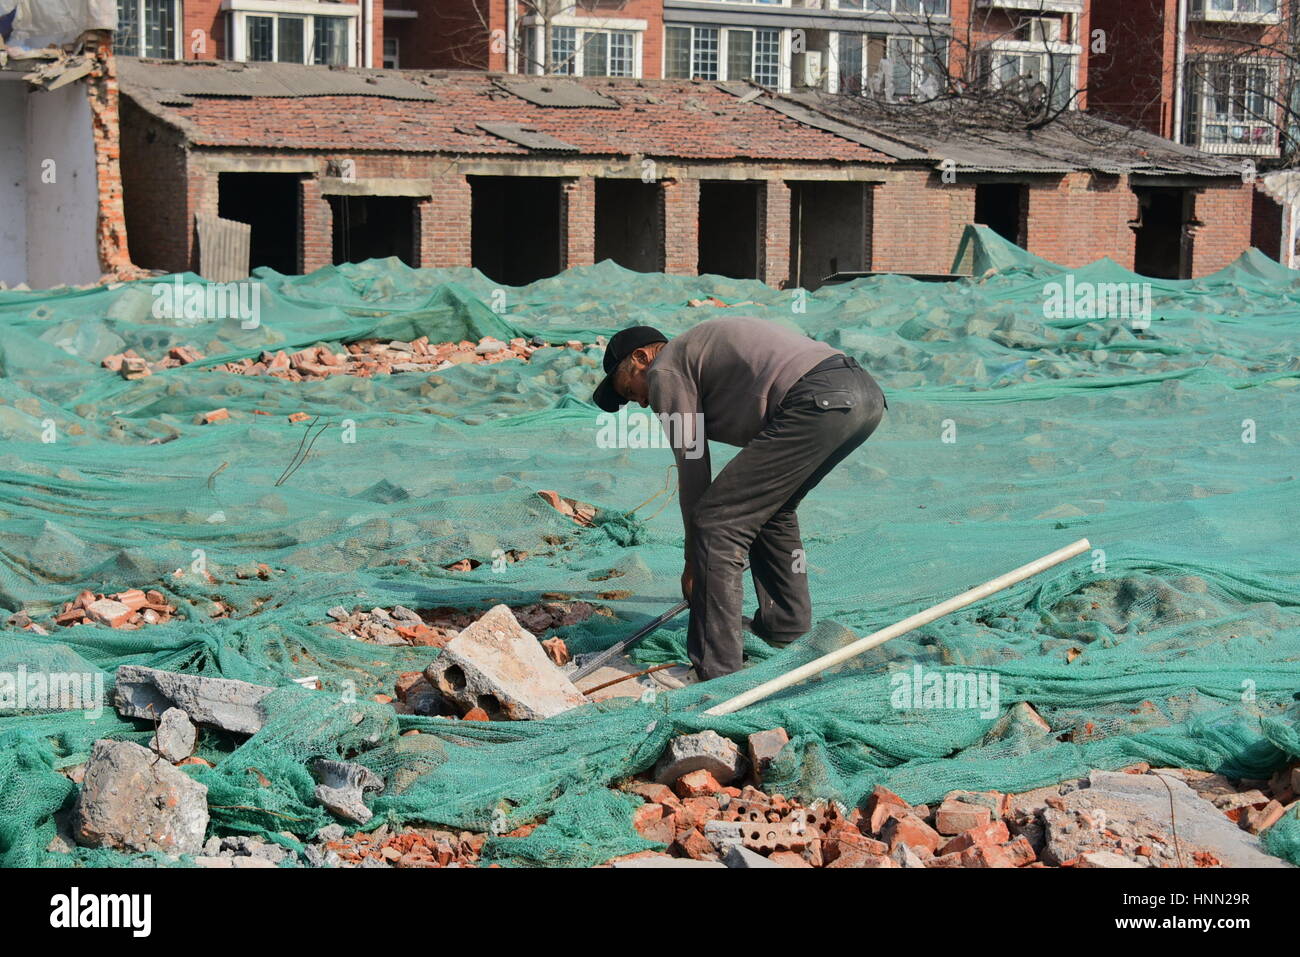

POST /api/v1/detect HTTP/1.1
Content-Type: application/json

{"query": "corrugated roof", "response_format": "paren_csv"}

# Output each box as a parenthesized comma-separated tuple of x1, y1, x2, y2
(496, 77, 620, 109)
(477, 122, 579, 152)
(778, 91, 1243, 177)
(116, 59, 892, 164)
(118, 57, 440, 101)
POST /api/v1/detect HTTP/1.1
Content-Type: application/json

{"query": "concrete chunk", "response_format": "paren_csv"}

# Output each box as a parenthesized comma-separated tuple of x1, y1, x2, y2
(74, 739, 209, 856)
(654, 730, 747, 786)
(423, 604, 586, 720)
(149, 707, 197, 763)
(610, 855, 726, 869)
(747, 727, 789, 782)
(115, 664, 274, 735)
(312, 758, 385, 825)
(725, 845, 781, 868)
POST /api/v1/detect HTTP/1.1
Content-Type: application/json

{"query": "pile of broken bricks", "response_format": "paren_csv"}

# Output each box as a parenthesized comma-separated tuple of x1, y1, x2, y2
(607, 729, 1300, 869)
(322, 599, 602, 653)
(45, 599, 1300, 868)
(6, 588, 180, 635)
(104, 336, 600, 383)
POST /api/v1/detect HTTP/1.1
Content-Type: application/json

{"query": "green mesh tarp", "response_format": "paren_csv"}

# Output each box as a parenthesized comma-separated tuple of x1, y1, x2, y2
(1, 224, 1298, 867)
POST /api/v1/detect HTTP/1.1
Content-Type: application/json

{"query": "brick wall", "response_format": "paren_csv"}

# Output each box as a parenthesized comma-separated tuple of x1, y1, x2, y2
(119, 96, 192, 273)
(661, 177, 699, 275)
(1024, 172, 1136, 269)
(761, 179, 791, 288)
(871, 169, 975, 274)
(418, 174, 472, 267)
(300, 178, 332, 273)
(1191, 180, 1256, 274)
(85, 38, 141, 279)
(562, 176, 595, 268)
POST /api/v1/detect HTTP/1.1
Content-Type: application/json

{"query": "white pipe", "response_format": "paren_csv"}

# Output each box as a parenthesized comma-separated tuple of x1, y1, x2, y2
(364, 0, 374, 68)
(1173, 0, 1187, 143)
(703, 538, 1092, 717)
(507, 0, 517, 73)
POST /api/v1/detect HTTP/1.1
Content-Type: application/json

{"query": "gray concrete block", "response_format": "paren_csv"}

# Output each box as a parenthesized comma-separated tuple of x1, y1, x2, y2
(115, 664, 273, 735)
(75, 739, 209, 856)
(423, 604, 586, 720)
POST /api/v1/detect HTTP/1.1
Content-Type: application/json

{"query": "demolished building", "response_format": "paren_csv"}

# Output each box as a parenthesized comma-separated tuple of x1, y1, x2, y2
(113, 57, 1253, 289)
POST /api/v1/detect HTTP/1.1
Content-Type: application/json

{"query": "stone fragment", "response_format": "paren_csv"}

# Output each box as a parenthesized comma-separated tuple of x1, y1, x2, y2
(423, 604, 586, 720)
(724, 845, 781, 868)
(312, 758, 385, 825)
(86, 599, 133, 628)
(653, 730, 746, 786)
(115, 665, 274, 735)
(74, 740, 209, 856)
(149, 707, 197, 762)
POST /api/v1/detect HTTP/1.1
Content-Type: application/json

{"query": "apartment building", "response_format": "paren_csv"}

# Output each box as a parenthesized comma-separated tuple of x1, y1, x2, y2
(111, 0, 384, 66)
(1090, 0, 1293, 258)
(380, 0, 1090, 106)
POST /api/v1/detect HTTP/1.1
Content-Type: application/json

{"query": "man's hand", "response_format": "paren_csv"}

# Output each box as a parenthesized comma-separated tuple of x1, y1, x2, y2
(681, 561, 695, 600)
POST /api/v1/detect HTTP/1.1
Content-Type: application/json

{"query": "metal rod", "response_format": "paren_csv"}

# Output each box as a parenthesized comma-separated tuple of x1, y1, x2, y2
(580, 661, 682, 695)
(703, 538, 1092, 717)
(570, 600, 689, 682)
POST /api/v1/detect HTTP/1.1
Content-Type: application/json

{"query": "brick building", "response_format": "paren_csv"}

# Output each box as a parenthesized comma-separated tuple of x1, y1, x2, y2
(115, 57, 1250, 288)
(112, 0, 384, 67)
(1088, 0, 1294, 259)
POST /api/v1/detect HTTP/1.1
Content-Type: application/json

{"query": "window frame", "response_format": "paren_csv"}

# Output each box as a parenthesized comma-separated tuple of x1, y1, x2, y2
(983, 39, 1080, 112)
(116, 0, 183, 59)
(1186, 56, 1281, 155)
(664, 24, 783, 87)
(524, 23, 644, 77)
(225, 4, 358, 66)
(835, 31, 948, 101)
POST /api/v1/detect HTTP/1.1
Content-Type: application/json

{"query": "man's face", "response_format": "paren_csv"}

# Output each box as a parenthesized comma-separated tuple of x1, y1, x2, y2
(614, 347, 654, 407)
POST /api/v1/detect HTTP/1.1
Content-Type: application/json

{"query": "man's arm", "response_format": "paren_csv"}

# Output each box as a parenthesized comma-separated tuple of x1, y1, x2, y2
(648, 369, 711, 560)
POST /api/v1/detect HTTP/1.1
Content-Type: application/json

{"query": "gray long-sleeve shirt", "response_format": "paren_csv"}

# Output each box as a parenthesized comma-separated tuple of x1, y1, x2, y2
(646, 316, 841, 552)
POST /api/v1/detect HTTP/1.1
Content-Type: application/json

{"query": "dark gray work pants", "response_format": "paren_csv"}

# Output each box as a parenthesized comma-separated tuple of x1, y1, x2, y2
(686, 355, 886, 680)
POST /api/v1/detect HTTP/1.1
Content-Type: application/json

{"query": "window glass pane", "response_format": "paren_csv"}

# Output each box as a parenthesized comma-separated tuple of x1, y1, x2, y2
(248, 16, 274, 62)
(693, 27, 719, 80)
(1050, 54, 1071, 109)
(143, 0, 174, 58)
(583, 31, 608, 76)
(838, 33, 864, 93)
(727, 29, 753, 81)
(523, 26, 538, 73)
(609, 32, 634, 77)
(889, 36, 913, 96)
(314, 16, 349, 66)
(118, 0, 141, 56)
(551, 25, 576, 74)
(665, 26, 691, 78)
(279, 16, 305, 63)
(754, 29, 779, 86)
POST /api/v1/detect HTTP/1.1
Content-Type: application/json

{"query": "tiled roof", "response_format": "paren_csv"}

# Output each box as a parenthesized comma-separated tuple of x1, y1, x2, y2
(118, 59, 892, 163)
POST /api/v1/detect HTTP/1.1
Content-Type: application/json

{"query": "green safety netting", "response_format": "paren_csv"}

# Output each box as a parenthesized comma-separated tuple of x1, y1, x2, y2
(1, 224, 1298, 867)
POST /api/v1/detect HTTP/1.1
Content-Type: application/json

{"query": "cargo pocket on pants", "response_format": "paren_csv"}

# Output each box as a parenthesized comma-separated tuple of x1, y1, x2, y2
(812, 390, 856, 411)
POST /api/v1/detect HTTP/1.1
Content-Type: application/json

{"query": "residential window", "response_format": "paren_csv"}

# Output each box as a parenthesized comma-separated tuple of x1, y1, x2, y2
(836, 0, 950, 14)
(314, 16, 349, 66)
(666, 26, 778, 85)
(116, 0, 180, 58)
(840, 33, 947, 101)
(1186, 58, 1279, 153)
(383, 36, 400, 69)
(247, 15, 274, 61)
(543, 28, 636, 77)
(230, 10, 356, 66)
(551, 25, 578, 74)
(279, 16, 306, 64)
(1197, 0, 1279, 18)
(985, 48, 1076, 111)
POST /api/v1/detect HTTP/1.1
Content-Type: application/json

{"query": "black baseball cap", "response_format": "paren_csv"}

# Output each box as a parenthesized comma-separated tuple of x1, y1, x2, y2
(592, 325, 668, 412)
